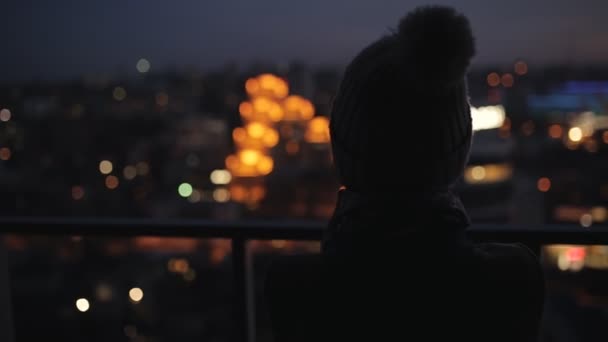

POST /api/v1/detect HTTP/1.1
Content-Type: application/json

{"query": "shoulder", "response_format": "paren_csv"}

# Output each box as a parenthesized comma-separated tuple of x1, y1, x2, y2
(470, 242, 545, 314)
(470, 242, 543, 285)
(474, 242, 539, 263)
(472, 242, 542, 274)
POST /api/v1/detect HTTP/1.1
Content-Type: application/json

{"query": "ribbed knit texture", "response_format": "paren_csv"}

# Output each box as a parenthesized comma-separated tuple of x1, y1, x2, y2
(330, 33, 472, 194)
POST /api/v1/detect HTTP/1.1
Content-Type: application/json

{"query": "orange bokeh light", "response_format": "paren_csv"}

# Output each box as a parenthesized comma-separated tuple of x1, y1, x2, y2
(232, 127, 247, 144)
(239, 149, 262, 166)
(548, 124, 563, 139)
(71, 186, 85, 200)
(229, 185, 248, 202)
(250, 185, 266, 201)
(285, 141, 300, 155)
(305, 116, 330, 143)
(262, 128, 280, 148)
(105, 175, 119, 190)
(245, 78, 260, 96)
(501, 73, 514, 88)
(256, 155, 274, 175)
(239, 101, 253, 119)
(514, 61, 528, 75)
(0, 147, 11, 161)
(537, 177, 551, 192)
(284, 95, 315, 121)
(487, 72, 500, 87)
(246, 122, 266, 139)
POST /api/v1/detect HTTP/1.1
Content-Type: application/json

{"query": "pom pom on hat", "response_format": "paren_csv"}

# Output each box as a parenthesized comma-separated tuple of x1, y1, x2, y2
(398, 6, 476, 86)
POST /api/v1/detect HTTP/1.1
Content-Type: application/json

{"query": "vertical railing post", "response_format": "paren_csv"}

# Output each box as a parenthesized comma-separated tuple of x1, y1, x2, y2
(0, 238, 15, 342)
(232, 238, 255, 342)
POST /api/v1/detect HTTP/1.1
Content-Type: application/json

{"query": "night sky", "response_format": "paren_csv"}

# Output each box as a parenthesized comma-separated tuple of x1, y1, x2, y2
(2, 0, 607, 81)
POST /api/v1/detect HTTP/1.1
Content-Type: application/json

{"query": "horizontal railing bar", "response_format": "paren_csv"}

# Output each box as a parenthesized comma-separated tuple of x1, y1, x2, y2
(0, 217, 608, 244)
(0, 217, 324, 240)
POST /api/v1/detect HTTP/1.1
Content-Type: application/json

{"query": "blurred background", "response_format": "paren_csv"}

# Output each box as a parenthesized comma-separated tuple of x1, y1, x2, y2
(1, 0, 608, 341)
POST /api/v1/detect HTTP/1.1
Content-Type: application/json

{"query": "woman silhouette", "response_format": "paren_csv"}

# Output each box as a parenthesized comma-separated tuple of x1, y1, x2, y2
(266, 6, 544, 342)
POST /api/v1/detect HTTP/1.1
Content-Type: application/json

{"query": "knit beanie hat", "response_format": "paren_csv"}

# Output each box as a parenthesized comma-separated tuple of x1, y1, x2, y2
(330, 6, 475, 195)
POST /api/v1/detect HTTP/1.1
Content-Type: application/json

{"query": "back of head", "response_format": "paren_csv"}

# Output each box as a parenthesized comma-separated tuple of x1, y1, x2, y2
(330, 6, 476, 195)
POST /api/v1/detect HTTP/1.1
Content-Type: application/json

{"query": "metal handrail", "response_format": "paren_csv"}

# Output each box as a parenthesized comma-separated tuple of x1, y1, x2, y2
(1, 217, 608, 244)
(2, 217, 608, 342)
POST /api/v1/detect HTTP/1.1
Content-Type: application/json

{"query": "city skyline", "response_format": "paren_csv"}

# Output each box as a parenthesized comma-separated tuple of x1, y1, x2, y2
(2, 0, 608, 82)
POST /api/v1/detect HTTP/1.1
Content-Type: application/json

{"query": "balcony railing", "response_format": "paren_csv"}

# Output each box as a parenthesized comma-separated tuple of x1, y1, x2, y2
(1, 217, 608, 342)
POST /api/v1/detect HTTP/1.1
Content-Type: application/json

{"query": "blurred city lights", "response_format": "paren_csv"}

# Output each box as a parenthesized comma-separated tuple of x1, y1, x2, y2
(0, 108, 11, 122)
(470, 105, 506, 131)
(113, 86, 127, 101)
(168, 258, 189, 273)
(591, 206, 608, 222)
(470, 166, 486, 180)
(486, 72, 500, 87)
(271, 240, 287, 249)
(96, 284, 113, 302)
(256, 155, 274, 175)
(246, 74, 289, 99)
(245, 78, 260, 96)
(568, 127, 583, 142)
(213, 188, 230, 202)
(252, 96, 271, 113)
(548, 124, 563, 139)
(305, 116, 330, 143)
(129, 287, 144, 303)
(0, 147, 11, 161)
(229, 185, 247, 202)
(464, 164, 513, 184)
(188, 189, 202, 203)
(232, 127, 246, 143)
(184, 269, 197, 282)
(136, 162, 149, 176)
(228, 73, 324, 185)
(246, 122, 266, 139)
(537, 177, 551, 192)
(584, 139, 598, 153)
(136, 58, 151, 73)
(499, 117, 511, 138)
(75, 298, 90, 312)
(156, 92, 169, 107)
(210, 169, 232, 185)
(105, 175, 119, 190)
(250, 185, 266, 202)
(123, 165, 137, 180)
(262, 128, 280, 147)
(501, 73, 514, 87)
(267, 103, 285, 122)
(285, 140, 300, 155)
(239, 149, 262, 166)
(580, 213, 593, 228)
(71, 186, 85, 200)
(283, 95, 314, 121)
(239, 101, 253, 118)
(557, 246, 586, 272)
(514, 61, 528, 75)
(99, 160, 113, 174)
(225, 155, 240, 172)
(178, 183, 193, 197)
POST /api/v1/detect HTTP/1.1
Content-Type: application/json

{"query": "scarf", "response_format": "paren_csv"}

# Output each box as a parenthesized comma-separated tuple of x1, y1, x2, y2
(322, 189, 471, 255)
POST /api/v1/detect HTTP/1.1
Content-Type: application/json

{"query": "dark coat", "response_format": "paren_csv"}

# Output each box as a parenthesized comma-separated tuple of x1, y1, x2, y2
(265, 191, 545, 342)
